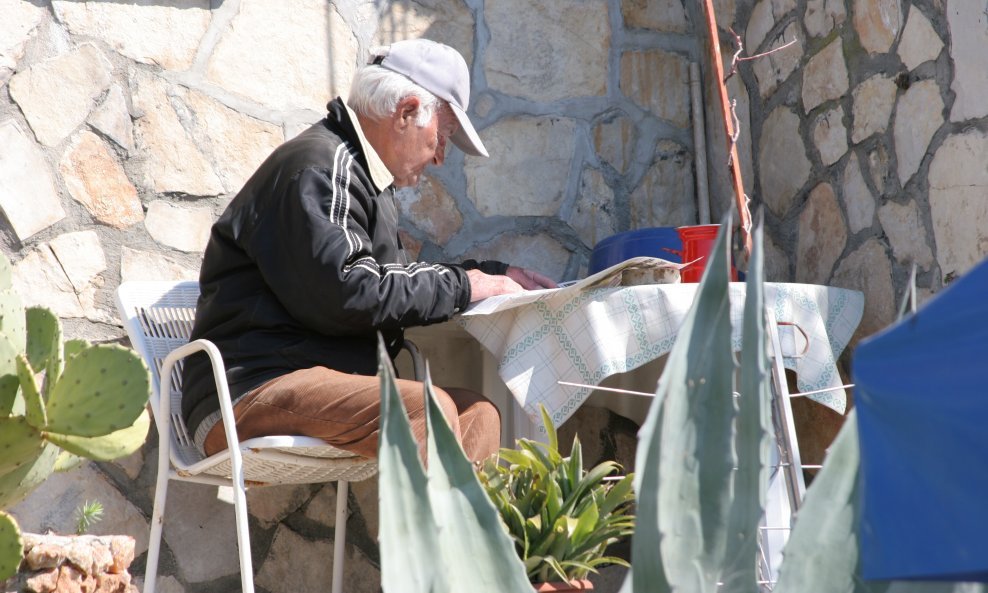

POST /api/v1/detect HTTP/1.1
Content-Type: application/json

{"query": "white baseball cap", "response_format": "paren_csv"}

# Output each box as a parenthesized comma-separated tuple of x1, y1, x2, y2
(371, 39, 489, 158)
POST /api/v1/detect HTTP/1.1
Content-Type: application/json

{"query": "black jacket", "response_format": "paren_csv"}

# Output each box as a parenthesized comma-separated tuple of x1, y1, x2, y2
(181, 98, 505, 440)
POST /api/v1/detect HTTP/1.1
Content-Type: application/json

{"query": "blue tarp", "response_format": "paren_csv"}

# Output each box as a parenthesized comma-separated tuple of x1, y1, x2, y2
(853, 258, 988, 581)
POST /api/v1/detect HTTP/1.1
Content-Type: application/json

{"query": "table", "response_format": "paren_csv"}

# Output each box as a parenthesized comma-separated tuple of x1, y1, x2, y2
(455, 282, 864, 433)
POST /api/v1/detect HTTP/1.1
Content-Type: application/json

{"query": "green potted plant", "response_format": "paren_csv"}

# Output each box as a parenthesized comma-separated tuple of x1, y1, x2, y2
(478, 406, 635, 592)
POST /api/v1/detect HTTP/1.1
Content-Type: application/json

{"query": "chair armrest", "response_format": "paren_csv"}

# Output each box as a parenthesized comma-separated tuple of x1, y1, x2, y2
(401, 339, 425, 381)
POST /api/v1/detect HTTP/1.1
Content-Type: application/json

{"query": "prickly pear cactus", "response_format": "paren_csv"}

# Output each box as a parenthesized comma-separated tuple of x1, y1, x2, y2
(0, 511, 23, 581)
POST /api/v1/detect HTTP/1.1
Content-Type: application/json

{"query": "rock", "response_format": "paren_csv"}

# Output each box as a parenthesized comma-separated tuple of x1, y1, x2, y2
(833, 239, 895, 342)
(805, 0, 847, 38)
(8, 43, 113, 147)
(48, 231, 106, 293)
(622, 0, 689, 32)
(88, 84, 136, 155)
(878, 199, 934, 270)
(129, 69, 224, 196)
(568, 168, 616, 249)
(897, 5, 943, 71)
(851, 74, 897, 144)
(929, 129, 988, 281)
(751, 22, 804, 99)
(143, 201, 214, 253)
(797, 183, 847, 285)
(465, 116, 575, 217)
(802, 37, 849, 112)
(852, 0, 902, 55)
(620, 48, 691, 128)
(59, 130, 143, 229)
(947, 1, 988, 121)
(52, 0, 209, 71)
(629, 141, 696, 229)
(373, 0, 475, 65)
(0, 120, 65, 241)
(485, 0, 609, 102)
(812, 106, 848, 166)
(397, 175, 463, 245)
(841, 152, 875, 234)
(893, 79, 943, 185)
(758, 106, 810, 217)
(593, 113, 637, 174)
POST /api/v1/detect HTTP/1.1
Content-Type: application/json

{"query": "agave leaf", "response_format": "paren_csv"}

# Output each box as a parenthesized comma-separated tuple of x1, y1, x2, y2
(631, 216, 737, 593)
(422, 361, 532, 592)
(721, 214, 773, 593)
(773, 411, 890, 593)
(376, 337, 446, 593)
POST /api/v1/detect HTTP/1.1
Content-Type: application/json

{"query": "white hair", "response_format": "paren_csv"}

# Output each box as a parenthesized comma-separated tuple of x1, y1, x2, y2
(348, 64, 440, 127)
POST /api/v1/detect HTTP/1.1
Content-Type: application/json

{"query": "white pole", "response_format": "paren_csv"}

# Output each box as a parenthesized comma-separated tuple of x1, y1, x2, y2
(690, 62, 711, 225)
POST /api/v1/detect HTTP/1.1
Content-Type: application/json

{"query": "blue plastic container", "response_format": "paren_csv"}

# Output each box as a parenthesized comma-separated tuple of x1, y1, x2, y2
(588, 227, 683, 274)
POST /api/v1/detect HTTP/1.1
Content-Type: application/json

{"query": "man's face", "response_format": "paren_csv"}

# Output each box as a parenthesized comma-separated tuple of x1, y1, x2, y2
(391, 101, 459, 187)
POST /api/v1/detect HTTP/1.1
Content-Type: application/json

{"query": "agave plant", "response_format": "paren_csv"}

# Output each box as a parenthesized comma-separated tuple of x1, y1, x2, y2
(478, 405, 636, 584)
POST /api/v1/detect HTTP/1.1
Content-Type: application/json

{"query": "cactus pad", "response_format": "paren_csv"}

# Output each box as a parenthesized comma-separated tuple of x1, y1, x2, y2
(0, 417, 44, 476)
(0, 254, 12, 291)
(53, 450, 84, 473)
(0, 289, 25, 355)
(16, 355, 45, 430)
(46, 408, 151, 462)
(25, 307, 61, 383)
(44, 343, 150, 438)
(0, 442, 58, 509)
(0, 511, 23, 582)
(63, 338, 89, 361)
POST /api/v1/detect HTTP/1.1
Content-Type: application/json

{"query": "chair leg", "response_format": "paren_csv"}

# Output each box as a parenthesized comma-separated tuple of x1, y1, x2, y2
(144, 454, 171, 593)
(231, 466, 255, 593)
(331, 481, 349, 593)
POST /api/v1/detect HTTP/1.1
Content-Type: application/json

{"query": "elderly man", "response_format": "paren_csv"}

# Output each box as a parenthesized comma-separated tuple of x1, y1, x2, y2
(181, 39, 555, 463)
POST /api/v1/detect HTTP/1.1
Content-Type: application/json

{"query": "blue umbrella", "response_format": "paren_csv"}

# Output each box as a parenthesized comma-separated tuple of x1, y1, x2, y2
(853, 258, 988, 581)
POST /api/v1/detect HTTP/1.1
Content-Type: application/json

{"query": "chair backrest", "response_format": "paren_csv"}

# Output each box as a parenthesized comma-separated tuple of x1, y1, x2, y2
(115, 281, 205, 466)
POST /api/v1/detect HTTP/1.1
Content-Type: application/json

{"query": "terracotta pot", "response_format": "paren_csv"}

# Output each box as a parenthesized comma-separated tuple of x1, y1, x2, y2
(532, 579, 593, 592)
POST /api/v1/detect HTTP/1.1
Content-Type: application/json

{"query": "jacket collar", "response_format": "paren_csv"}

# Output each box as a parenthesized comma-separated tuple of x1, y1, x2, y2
(329, 98, 394, 193)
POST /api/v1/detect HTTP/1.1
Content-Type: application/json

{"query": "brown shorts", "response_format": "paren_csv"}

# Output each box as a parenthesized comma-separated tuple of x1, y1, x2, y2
(202, 366, 501, 463)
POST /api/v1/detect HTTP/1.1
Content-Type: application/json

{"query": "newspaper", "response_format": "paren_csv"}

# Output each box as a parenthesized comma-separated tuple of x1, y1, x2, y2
(462, 256, 694, 316)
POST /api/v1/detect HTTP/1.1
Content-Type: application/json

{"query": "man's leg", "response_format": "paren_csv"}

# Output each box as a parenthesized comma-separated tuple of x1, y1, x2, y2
(203, 367, 500, 462)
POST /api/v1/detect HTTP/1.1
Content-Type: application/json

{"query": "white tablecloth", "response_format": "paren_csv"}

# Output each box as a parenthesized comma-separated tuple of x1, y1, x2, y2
(457, 283, 864, 429)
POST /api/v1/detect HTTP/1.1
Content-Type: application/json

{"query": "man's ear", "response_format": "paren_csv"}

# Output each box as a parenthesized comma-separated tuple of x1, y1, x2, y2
(394, 96, 420, 130)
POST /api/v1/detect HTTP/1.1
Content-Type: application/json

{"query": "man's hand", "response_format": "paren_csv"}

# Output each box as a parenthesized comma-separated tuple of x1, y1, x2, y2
(467, 269, 525, 302)
(506, 266, 558, 290)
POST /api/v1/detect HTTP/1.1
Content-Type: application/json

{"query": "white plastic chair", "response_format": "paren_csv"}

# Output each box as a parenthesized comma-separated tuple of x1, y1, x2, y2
(115, 281, 379, 593)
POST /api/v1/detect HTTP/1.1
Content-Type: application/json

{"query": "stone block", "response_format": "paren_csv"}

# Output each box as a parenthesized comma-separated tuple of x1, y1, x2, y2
(49, 231, 107, 293)
(130, 69, 224, 196)
(245, 484, 313, 527)
(805, 0, 847, 38)
(374, 0, 474, 65)
(897, 5, 943, 71)
(59, 130, 143, 229)
(485, 0, 609, 103)
(621, 0, 688, 32)
(8, 42, 112, 147)
(851, 74, 896, 144)
(0, 120, 65, 241)
(593, 113, 636, 174)
(119, 248, 199, 283)
(812, 106, 848, 166)
(852, 0, 902, 55)
(620, 49, 691, 128)
(205, 0, 358, 112)
(948, 1, 988, 121)
(144, 201, 214, 253)
(841, 153, 875, 234)
(465, 116, 575, 218)
(397, 175, 463, 245)
(89, 84, 136, 155)
(929, 129, 988, 281)
(158, 480, 240, 582)
(568, 168, 616, 249)
(758, 107, 810, 218)
(802, 37, 849, 112)
(0, 0, 46, 73)
(894, 79, 943, 186)
(751, 21, 803, 100)
(13, 246, 85, 318)
(832, 239, 895, 343)
(629, 141, 696, 230)
(255, 525, 379, 593)
(53, 0, 209, 71)
(462, 233, 570, 281)
(878, 199, 934, 270)
(797, 183, 847, 285)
